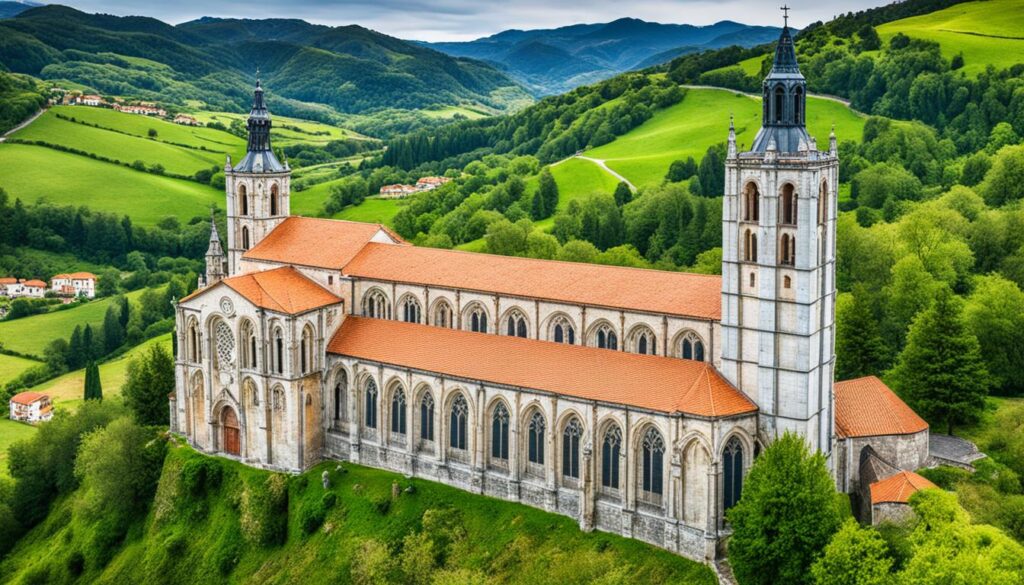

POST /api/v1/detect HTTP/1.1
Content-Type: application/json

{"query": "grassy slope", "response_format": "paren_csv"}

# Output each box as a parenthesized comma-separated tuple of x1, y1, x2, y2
(0, 287, 150, 357)
(0, 353, 40, 383)
(0, 445, 715, 584)
(190, 111, 363, 146)
(421, 105, 491, 120)
(534, 158, 622, 230)
(587, 88, 865, 188)
(0, 144, 220, 225)
(877, 0, 1024, 75)
(0, 418, 35, 479)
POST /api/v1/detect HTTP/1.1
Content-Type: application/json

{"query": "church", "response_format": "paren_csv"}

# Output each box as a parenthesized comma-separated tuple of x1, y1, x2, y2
(172, 24, 930, 562)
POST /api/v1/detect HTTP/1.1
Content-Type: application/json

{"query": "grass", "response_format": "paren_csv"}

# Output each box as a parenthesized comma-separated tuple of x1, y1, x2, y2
(26, 333, 172, 410)
(42, 106, 245, 153)
(189, 111, 363, 146)
(0, 353, 41, 383)
(877, 0, 1024, 76)
(0, 287, 151, 357)
(0, 418, 36, 478)
(533, 157, 623, 231)
(13, 110, 240, 177)
(0, 144, 221, 226)
(421, 105, 490, 120)
(335, 197, 404, 225)
(586, 87, 865, 188)
(0, 445, 716, 583)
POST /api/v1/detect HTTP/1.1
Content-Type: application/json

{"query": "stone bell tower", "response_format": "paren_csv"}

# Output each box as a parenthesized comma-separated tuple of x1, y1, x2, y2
(224, 77, 291, 276)
(719, 12, 840, 459)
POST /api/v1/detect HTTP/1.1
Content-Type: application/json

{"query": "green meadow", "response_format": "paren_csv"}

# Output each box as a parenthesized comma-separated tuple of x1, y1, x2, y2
(0, 287, 151, 357)
(43, 105, 245, 152)
(0, 353, 40, 383)
(533, 157, 622, 230)
(335, 197, 404, 225)
(0, 144, 220, 225)
(0, 418, 35, 479)
(421, 105, 491, 120)
(190, 111, 363, 146)
(877, 0, 1024, 75)
(587, 88, 865, 188)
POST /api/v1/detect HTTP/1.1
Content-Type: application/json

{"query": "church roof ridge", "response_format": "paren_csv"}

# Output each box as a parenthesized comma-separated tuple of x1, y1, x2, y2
(182, 265, 341, 315)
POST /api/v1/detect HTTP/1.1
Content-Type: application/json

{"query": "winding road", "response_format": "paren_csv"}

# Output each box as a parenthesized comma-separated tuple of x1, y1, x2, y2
(0, 107, 46, 143)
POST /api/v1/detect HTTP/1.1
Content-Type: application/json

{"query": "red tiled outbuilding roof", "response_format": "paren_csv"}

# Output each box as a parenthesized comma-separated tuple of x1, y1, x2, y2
(870, 470, 937, 505)
(835, 376, 928, 438)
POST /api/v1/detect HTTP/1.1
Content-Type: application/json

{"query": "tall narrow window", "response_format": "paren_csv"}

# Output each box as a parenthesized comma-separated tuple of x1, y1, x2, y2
(334, 371, 347, 422)
(818, 181, 828, 225)
(602, 426, 621, 490)
(449, 395, 468, 451)
(794, 87, 803, 124)
(506, 311, 527, 338)
(390, 388, 406, 435)
(300, 326, 313, 374)
(680, 332, 706, 362)
(781, 184, 796, 225)
(552, 316, 575, 344)
(491, 403, 510, 461)
(363, 290, 390, 319)
(270, 184, 279, 216)
(633, 327, 656, 355)
(274, 329, 283, 374)
(562, 418, 583, 480)
(242, 227, 250, 250)
(743, 183, 760, 222)
(433, 300, 453, 328)
(364, 379, 378, 429)
(724, 437, 744, 511)
(774, 86, 784, 123)
(641, 428, 665, 500)
(402, 296, 421, 324)
(781, 234, 796, 266)
(238, 185, 248, 215)
(420, 392, 434, 441)
(595, 324, 617, 350)
(188, 322, 199, 362)
(528, 411, 545, 465)
(468, 306, 488, 333)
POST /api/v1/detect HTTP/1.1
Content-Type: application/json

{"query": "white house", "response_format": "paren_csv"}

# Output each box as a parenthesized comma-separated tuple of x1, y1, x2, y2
(51, 272, 97, 299)
(20, 280, 47, 298)
(9, 392, 53, 423)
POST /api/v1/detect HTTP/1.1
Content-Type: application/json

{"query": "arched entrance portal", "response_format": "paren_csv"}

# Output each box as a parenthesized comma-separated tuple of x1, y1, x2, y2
(222, 407, 241, 456)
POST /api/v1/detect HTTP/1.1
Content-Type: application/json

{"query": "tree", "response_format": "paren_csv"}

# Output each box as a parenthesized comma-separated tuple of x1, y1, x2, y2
(727, 432, 843, 585)
(530, 190, 546, 220)
(889, 288, 990, 434)
(43, 338, 70, 374)
(102, 304, 125, 354)
(538, 168, 558, 217)
(666, 157, 697, 182)
(613, 181, 632, 207)
(851, 163, 922, 208)
(68, 325, 84, 370)
(484, 219, 531, 257)
(836, 287, 890, 380)
(83, 362, 102, 401)
(693, 144, 725, 197)
(122, 343, 174, 425)
(857, 24, 881, 52)
(75, 417, 166, 520)
(963, 275, 1024, 395)
(810, 520, 893, 585)
(981, 145, 1024, 206)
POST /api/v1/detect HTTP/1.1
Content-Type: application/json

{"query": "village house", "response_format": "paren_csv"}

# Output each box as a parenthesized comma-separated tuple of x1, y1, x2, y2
(0, 277, 19, 297)
(174, 113, 202, 126)
(74, 94, 104, 107)
(378, 176, 453, 199)
(19, 280, 47, 298)
(115, 103, 168, 117)
(9, 392, 54, 423)
(51, 272, 97, 299)
(415, 176, 452, 190)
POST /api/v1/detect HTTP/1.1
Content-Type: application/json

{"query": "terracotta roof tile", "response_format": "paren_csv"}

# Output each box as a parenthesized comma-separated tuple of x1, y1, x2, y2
(870, 470, 937, 505)
(10, 392, 46, 405)
(343, 243, 722, 319)
(182, 266, 341, 315)
(22, 280, 47, 288)
(327, 317, 755, 417)
(835, 376, 928, 438)
(242, 217, 405, 270)
(0, 277, 16, 284)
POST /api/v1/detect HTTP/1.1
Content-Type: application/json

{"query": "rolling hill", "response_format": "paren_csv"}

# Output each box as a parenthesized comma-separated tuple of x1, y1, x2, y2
(426, 18, 784, 95)
(0, 5, 532, 120)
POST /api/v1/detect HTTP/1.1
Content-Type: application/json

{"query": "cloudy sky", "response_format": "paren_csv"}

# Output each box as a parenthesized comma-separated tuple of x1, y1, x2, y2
(47, 0, 885, 41)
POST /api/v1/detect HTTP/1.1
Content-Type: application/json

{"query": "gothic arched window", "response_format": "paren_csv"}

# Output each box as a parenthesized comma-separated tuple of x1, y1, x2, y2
(273, 327, 284, 374)
(390, 387, 406, 435)
(680, 331, 706, 362)
(270, 184, 279, 216)
(781, 234, 796, 266)
(562, 417, 583, 480)
(506, 310, 527, 338)
(641, 427, 665, 501)
(528, 411, 546, 465)
(744, 229, 759, 263)
(602, 425, 622, 490)
(364, 379, 378, 429)
(780, 183, 796, 225)
(551, 316, 576, 344)
(724, 437, 744, 511)
(774, 85, 784, 123)
(743, 182, 760, 222)
(188, 320, 200, 363)
(631, 326, 656, 355)
(300, 325, 314, 374)
(244, 378, 258, 407)
(794, 86, 803, 124)
(449, 395, 468, 451)
(401, 296, 422, 324)
(214, 320, 234, 370)
(240, 320, 257, 369)
(238, 184, 248, 215)
(272, 386, 285, 412)
(594, 323, 618, 350)
(419, 391, 434, 441)
(467, 305, 488, 333)
(818, 181, 828, 225)
(334, 370, 347, 422)
(363, 289, 390, 319)
(242, 226, 250, 250)
(491, 403, 510, 461)
(433, 300, 454, 328)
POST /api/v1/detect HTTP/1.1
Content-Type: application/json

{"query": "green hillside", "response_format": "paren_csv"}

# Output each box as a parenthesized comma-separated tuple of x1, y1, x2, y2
(0, 444, 715, 584)
(43, 106, 245, 150)
(0, 418, 34, 479)
(587, 88, 865, 188)
(0, 144, 220, 226)
(0, 353, 40, 382)
(190, 111, 362, 147)
(877, 0, 1024, 75)
(534, 157, 623, 229)
(0, 287, 151, 358)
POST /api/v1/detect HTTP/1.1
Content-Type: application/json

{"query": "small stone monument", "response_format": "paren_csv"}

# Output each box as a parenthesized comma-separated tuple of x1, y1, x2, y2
(322, 470, 331, 490)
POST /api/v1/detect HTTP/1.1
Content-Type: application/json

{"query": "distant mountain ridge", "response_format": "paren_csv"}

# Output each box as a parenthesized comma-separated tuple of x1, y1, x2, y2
(424, 17, 785, 95)
(0, 5, 531, 121)
(0, 1, 40, 19)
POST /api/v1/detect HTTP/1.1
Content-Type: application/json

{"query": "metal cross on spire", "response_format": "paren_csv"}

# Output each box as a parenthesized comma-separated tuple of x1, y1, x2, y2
(781, 5, 790, 27)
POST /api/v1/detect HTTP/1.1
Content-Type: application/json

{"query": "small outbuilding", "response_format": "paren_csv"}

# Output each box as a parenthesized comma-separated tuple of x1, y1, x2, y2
(869, 470, 937, 525)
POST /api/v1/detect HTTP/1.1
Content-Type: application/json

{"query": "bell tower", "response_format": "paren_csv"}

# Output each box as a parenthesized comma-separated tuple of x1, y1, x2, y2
(224, 77, 290, 276)
(719, 12, 839, 459)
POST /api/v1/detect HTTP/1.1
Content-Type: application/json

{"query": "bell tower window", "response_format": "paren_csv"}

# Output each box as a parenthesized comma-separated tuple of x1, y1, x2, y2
(774, 86, 784, 123)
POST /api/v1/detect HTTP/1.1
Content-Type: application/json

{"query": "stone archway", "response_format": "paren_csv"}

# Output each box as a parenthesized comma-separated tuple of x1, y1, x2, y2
(222, 406, 241, 456)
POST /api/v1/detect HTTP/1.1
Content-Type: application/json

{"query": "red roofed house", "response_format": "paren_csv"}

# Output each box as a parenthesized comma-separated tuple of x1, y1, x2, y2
(51, 272, 97, 299)
(172, 37, 931, 564)
(9, 392, 53, 423)
(20, 279, 47, 298)
(869, 470, 937, 525)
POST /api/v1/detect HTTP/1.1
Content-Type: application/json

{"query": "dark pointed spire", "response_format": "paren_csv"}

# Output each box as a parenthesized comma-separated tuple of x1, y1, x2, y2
(771, 24, 800, 74)
(233, 75, 285, 173)
(747, 7, 811, 153)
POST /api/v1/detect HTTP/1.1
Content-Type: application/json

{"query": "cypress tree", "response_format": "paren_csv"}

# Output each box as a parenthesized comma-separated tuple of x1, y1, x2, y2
(538, 169, 558, 216)
(530, 190, 546, 220)
(889, 288, 990, 435)
(82, 324, 96, 363)
(83, 361, 93, 400)
(68, 325, 84, 370)
(117, 295, 130, 329)
(103, 304, 125, 354)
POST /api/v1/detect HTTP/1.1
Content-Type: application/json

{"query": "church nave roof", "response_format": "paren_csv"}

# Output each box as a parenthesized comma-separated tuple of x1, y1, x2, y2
(242, 216, 406, 270)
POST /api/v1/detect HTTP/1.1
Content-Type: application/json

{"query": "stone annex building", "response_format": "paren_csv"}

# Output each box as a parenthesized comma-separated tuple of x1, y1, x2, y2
(172, 26, 931, 561)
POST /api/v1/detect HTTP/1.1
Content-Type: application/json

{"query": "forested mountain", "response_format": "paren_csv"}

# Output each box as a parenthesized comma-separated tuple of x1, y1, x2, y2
(0, 1, 38, 19)
(424, 18, 783, 95)
(0, 5, 532, 120)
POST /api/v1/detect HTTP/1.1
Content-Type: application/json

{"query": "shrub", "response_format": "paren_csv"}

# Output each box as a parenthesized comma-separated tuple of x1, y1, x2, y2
(917, 465, 972, 490)
(371, 495, 391, 516)
(181, 457, 223, 497)
(300, 498, 327, 535)
(240, 474, 288, 546)
(322, 491, 337, 510)
(66, 550, 86, 576)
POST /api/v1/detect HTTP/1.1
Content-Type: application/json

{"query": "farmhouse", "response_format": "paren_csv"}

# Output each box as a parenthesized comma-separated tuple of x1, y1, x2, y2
(173, 26, 931, 562)
(173, 114, 201, 126)
(9, 392, 53, 423)
(74, 94, 104, 107)
(51, 272, 97, 299)
(19, 280, 47, 298)
(115, 104, 167, 117)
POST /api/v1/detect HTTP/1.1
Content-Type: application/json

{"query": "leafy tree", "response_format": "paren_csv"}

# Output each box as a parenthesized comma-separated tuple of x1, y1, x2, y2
(964, 275, 1024, 395)
(727, 432, 843, 585)
(889, 288, 990, 434)
(538, 168, 558, 217)
(986, 123, 1020, 155)
(526, 231, 560, 259)
(810, 520, 893, 585)
(852, 163, 922, 208)
(43, 338, 70, 374)
(960, 152, 991, 187)
(856, 24, 881, 52)
(557, 240, 599, 264)
(75, 417, 166, 520)
(613, 181, 632, 207)
(122, 343, 174, 426)
(666, 157, 697, 182)
(484, 219, 531, 257)
(981, 145, 1024, 206)
(835, 287, 889, 380)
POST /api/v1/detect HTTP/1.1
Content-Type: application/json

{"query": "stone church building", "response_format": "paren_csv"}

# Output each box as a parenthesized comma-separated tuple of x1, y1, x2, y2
(172, 26, 930, 562)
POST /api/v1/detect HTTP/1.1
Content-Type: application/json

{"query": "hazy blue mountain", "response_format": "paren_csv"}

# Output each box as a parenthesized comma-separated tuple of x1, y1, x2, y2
(424, 18, 785, 95)
(0, 1, 40, 19)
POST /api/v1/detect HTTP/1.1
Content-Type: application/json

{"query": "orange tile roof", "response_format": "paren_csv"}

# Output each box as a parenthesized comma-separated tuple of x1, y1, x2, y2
(0, 277, 16, 284)
(835, 376, 928, 438)
(182, 266, 341, 315)
(870, 470, 937, 505)
(22, 280, 47, 288)
(242, 217, 405, 270)
(327, 317, 755, 417)
(53, 272, 96, 280)
(10, 392, 46, 405)
(343, 243, 722, 319)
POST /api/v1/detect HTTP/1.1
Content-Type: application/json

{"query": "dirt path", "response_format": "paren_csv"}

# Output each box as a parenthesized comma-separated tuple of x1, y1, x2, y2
(680, 84, 856, 109)
(0, 107, 47, 142)
(575, 155, 637, 192)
